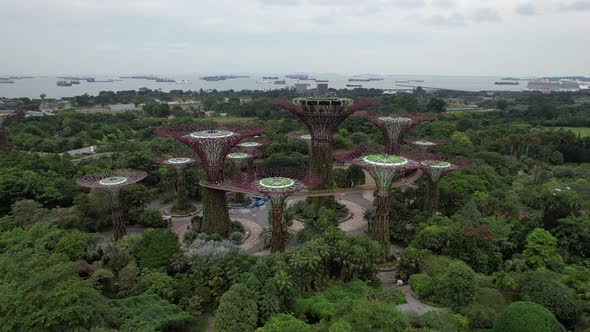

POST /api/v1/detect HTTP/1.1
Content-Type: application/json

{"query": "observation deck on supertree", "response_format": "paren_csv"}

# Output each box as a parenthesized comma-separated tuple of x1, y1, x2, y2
(354, 112, 436, 155)
(76, 169, 147, 240)
(336, 150, 419, 247)
(226, 149, 262, 202)
(403, 151, 472, 216)
(152, 154, 198, 212)
(155, 122, 265, 236)
(404, 138, 448, 154)
(231, 168, 320, 252)
(269, 97, 379, 208)
(236, 139, 269, 169)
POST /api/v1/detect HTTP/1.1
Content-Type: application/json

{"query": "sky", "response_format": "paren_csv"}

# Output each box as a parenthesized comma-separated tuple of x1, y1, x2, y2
(1, 0, 589, 76)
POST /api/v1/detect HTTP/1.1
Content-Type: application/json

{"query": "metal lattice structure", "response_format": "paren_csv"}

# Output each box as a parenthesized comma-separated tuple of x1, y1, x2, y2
(355, 112, 436, 154)
(0, 111, 19, 151)
(403, 151, 472, 216)
(287, 130, 313, 152)
(336, 149, 419, 247)
(404, 138, 448, 154)
(153, 154, 198, 211)
(236, 139, 270, 154)
(269, 98, 379, 208)
(155, 122, 265, 235)
(76, 169, 147, 240)
(231, 168, 320, 252)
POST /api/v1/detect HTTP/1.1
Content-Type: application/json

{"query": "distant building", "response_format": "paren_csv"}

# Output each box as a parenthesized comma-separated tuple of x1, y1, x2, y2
(239, 97, 253, 104)
(295, 83, 308, 95)
(316, 83, 328, 95)
(527, 80, 584, 93)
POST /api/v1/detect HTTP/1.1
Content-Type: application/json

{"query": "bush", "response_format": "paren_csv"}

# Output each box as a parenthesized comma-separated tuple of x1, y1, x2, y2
(137, 229, 180, 270)
(519, 271, 583, 326)
(114, 292, 195, 331)
(55, 230, 96, 260)
(417, 312, 469, 332)
(475, 287, 505, 311)
(138, 209, 167, 228)
(409, 273, 433, 298)
(213, 283, 258, 332)
(229, 231, 244, 244)
(433, 261, 477, 309)
(333, 300, 410, 332)
(257, 314, 312, 332)
(396, 246, 431, 280)
(460, 304, 496, 329)
(493, 301, 565, 332)
(185, 234, 239, 261)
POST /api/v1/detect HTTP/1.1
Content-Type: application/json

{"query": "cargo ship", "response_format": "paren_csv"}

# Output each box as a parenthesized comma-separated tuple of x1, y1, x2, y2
(494, 81, 519, 85)
(285, 74, 309, 80)
(262, 76, 279, 80)
(156, 78, 175, 82)
(346, 84, 363, 88)
(200, 75, 249, 81)
(0, 78, 15, 83)
(274, 80, 286, 84)
(56, 80, 73, 86)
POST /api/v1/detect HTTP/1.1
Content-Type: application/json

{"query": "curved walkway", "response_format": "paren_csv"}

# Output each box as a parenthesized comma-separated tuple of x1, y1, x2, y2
(337, 200, 368, 234)
(235, 218, 263, 252)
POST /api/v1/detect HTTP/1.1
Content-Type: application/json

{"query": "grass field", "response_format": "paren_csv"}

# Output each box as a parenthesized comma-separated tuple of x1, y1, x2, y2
(552, 127, 590, 137)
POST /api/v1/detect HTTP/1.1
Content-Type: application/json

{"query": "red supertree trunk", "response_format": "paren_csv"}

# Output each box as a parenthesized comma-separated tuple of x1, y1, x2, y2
(270, 203, 286, 253)
(0, 127, 8, 151)
(175, 167, 187, 210)
(374, 192, 390, 248)
(110, 193, 126, 241)
(310, 140, 335, 208)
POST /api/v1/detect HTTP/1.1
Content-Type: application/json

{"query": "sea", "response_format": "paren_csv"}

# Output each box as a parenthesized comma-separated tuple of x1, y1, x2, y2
(0, 74, 526, 99)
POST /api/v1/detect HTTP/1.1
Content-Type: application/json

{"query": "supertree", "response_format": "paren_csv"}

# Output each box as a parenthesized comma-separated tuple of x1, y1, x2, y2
(0, 110, 19, 151)
(76, 169, 147, 240)
(231, 168, 320, 252)
(403, 152, 472, 216)
(286, 130, 312, 152)
(354, 112, 436, 155)
(236, 139, 269, 169)
(152, 154, 198, 212)
(155, 122, 265, 235)
(404, 138, 447, 154)
(336, 150, 419, 248)
(226, 149, 261, 202)
(269, 97, 379, 208)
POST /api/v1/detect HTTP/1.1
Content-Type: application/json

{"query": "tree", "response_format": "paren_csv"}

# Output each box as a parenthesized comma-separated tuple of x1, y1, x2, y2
(427, 98, 447, 113)
(114, 292, 196, 331)
(493, 301, 565, 332)
(434, 261, 477, 309)
(257, 314, 311, 332)
(347, 165, 366, 186)
(523, 228, 561, 269)
(213, 283, 258, 332)
(40, 93, 46, 100)
(519, 271, 583, 327)
(0, 224, 114, 330)
(55, 230, 97, 260)
(137, 229, 180, 271)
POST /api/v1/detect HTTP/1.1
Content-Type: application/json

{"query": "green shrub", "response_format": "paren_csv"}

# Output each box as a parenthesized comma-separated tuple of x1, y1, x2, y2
(257, 314, 312, 332)
(396, 246, 431, 280)
(229, 231, 244, 244)
(519, 271, 583, 326)
(138, 209, 167, 228)
(420, 255, 455, 277)
(55, 230, 96, 260)
(433, 261, 477, 309)
(475, 287, 506, 311)
(137, 229, 180, 271)
(493, 301, 565, 332)
(114, 292, 195, 331)
(409, 273, 434, 298)
(332, 300, 410, 332)
(213, 283, 258, 332)
(417, 312, 469, 332)
(460, 303, 496, 329)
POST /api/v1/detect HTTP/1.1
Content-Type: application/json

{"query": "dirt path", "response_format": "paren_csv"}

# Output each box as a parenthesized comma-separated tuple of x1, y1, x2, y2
(337, 200, 368, 233)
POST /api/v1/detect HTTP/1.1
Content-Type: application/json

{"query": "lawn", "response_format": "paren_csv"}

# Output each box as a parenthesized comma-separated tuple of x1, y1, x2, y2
(550, 127, 590, 137)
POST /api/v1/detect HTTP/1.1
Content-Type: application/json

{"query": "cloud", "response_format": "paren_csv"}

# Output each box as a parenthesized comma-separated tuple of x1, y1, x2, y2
(515, 3, 537, 15)
(560, 0, 590, 11)
(472, 8, 501, 22)
(425, 13, 465, 26)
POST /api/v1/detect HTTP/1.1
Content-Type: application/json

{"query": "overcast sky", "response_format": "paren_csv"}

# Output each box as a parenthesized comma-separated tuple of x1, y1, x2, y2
(1, 0, 589, 76)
